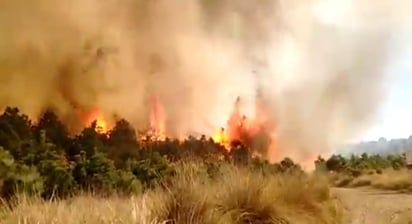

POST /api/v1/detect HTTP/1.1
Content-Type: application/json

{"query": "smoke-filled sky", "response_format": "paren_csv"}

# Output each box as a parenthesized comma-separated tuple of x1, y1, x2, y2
(0, 0, 411, 163)
(362, 55, 412, 141)
(356, 22, 412, 142)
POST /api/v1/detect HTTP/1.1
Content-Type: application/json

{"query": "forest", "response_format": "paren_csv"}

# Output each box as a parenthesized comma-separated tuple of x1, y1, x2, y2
(0, 107, 405, 198)
(0, 106, 406, 200)
(0, 107, 412, 223)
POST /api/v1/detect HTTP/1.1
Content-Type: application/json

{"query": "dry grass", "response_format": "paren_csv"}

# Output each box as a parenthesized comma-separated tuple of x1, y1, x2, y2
(370, 169, 412, 192)
(0, 194, 140, 224)
(0, 163, 343, 224)
(333, 169, 412, 192)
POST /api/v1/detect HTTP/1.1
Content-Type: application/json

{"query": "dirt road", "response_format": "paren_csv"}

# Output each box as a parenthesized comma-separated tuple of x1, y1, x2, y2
(333, 188, 412, 224)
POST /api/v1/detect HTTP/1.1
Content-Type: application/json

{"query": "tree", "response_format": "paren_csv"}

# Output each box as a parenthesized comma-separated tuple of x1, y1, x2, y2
(229, 142, 251, 165)
(315, 156, 327, 172)
(279, 157, 302, 173)
(113, 170, 142, 195)
(0, 107, 33, 157)
(106, 119, 140, 167)
(0, 147, 43, 198)
(13, 130, 75, 198)
(72, 149, 117, 193)
(0, 147, 16, 179)
(33, 109, 70, 149)
(326, 155, 347, 172)
(127, 152, 171, 188)
(36, 146, 74, 198)
(151, 139, 181, 161)
(87, 150, 117, 192)
(69, 121, 107, 158)
(387, 154, 405, 170)
(108, 119, 138, 147)
(251, 157, 281, 175)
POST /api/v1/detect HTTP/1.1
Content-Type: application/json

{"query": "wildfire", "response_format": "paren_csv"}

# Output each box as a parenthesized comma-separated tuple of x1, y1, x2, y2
(148, 94, 166, 140)
(84, 107, 108, 134)
(212, 93, 278, 157)
(212, 127, 230, 149)
(74, 91, 277, 160)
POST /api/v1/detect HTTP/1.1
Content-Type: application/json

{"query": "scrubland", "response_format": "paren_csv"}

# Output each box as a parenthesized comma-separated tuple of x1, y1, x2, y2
(0, 163, 342, 224)
(332, 168, 412, 193)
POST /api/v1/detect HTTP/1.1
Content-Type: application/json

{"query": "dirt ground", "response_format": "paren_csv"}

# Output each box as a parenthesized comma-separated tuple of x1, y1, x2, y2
(333, 188, 412, 224)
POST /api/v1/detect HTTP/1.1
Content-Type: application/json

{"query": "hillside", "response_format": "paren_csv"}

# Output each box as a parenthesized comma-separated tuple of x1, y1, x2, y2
(336, 137, 412, 156)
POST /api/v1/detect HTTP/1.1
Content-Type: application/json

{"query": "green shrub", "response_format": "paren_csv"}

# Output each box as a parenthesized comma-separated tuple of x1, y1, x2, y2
(1, 165, 44, 199)
(127, 152, 172, 188)
(113, 170, 142, 195)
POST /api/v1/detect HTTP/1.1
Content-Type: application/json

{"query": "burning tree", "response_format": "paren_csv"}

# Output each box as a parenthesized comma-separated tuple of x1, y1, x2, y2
(212, 93, 278, 161)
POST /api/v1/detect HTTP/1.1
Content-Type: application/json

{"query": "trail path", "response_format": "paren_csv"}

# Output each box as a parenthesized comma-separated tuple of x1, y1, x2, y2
(333, 188, 412, 224)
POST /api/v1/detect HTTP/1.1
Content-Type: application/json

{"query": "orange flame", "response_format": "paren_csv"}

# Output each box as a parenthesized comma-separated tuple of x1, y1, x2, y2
(212, 127, 230, 149)
(149, 94, 166, 140)
(84, 107, 108, 134)
(212, 94, 278, 158)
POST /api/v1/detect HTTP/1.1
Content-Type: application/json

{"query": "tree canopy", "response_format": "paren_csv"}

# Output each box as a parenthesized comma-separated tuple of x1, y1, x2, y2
(0, 107, 406, 198)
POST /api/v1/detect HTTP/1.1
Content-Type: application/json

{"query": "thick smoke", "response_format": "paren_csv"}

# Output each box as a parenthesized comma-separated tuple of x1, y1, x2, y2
(263, 0, 412, 164)
(0, 0, 410, 164)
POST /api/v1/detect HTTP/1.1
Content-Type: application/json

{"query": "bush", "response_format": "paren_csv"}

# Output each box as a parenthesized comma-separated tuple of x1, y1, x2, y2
(349, 178, 371, 187)
(334, 176, 354, 187)
(113, 170, 142, 195)
(140, 168, 214, 224)
(136, 163, 342, 224)
(1, 165, 44, 199)
(126, 152, 172, 188)
(0, 148, 44, 198)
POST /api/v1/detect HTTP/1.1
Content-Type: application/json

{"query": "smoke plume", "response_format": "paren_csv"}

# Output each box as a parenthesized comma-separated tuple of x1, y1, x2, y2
(0, 0, 410, 164)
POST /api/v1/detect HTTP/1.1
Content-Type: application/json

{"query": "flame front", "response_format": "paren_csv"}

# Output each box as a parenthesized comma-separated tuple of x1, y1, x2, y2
(85, 107, 108, 134)
(76, 93, 277, 160)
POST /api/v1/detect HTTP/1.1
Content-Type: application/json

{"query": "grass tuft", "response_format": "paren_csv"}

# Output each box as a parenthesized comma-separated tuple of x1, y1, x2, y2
(0, 162, 343, 224)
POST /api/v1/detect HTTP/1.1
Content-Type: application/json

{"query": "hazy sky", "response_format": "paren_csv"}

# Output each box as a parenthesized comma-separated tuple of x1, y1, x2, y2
(362, 42, 412, 141)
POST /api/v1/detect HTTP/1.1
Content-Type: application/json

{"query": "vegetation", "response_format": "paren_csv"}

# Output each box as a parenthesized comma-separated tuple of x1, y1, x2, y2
(0, 107, 308, 198)
(316, 152, 412, 192)
(317, 153, 406, 174)
(0, 163, 342, 224)
(338, 137, 412, 156)
(1, 106, 411, 223)
(0, 106, 346, 223)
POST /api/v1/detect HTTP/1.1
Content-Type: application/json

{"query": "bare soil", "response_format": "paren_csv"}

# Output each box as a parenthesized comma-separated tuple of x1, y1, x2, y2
(333, 188, 412, 224)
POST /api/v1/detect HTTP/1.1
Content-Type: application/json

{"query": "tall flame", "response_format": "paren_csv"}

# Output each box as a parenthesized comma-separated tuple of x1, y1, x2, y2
(149, 94, 166, 140)
(212, 94, 278, 159)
